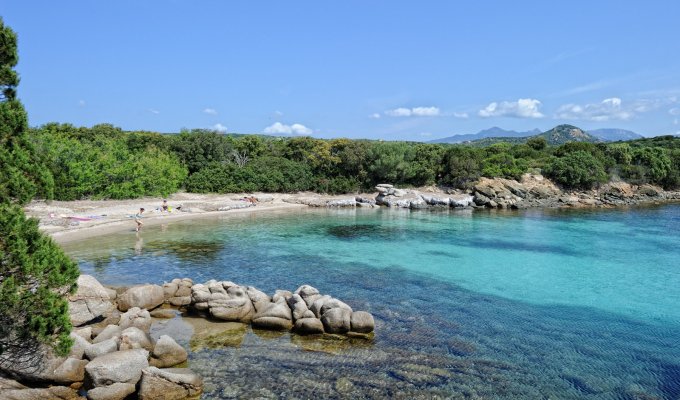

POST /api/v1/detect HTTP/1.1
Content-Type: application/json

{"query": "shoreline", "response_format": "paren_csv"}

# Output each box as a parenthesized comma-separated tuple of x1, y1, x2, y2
(25, 177, 680, 244)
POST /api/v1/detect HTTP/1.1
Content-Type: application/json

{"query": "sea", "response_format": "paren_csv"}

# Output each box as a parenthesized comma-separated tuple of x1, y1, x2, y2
(62, 204, 680, 399)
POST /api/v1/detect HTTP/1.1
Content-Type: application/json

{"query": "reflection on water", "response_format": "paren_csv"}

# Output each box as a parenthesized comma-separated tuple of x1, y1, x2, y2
(64, 206, 680, 398)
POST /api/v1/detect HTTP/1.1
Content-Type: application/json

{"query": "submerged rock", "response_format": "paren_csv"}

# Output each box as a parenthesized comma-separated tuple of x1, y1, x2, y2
(150, 335, 187, 368)
(138, 367, 203, 400)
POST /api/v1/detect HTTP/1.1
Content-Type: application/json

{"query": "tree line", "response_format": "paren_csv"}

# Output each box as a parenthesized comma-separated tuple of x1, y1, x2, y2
(26, 124, 680, 200)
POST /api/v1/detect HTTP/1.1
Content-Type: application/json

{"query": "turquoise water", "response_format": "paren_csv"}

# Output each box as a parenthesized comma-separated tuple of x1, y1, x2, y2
(63, 205, 680, 399)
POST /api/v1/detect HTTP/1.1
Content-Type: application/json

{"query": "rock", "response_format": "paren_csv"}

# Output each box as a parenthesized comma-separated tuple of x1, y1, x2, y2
(350, 311, 375, 333)
(73, 327, 92, 341)
(287, 294, 309, 321)
(409, 198, 428, 209)
(450, 194, 474, 208)
(138, 367, 203, 400)
(190, 284, 211, 303)
(293, 318, 324, 335)
(93, 325, 122, 344)
(245, 286, 270, 312)
(272, 290, 292, 303)
(320, 307, 351, 334)
(295, 285, 321, 308)
(473, 193, 490, 206)
(309, 295, 332, 318)
(638, 184, 661, 197)
(208, 286, 254, 323)
(118, 307, 152, 332)
(103, 287, 118, 302)
(326, 199, 357, 207)
(69, 332, 90, 359)
(149, 335, 187, 368)
(119, 327, 153, 351)
(150, 308, 177, 319)
(85, 349, 149, 387)
(117, 284, 164, 312)
(51, 357, 88, 384)
(252, 301, 293, 331)
(86, 382, 136, 400)
(168, 296, 191, 307)
(68, 275, 115, 326)
(319, 298, 353, 316)
(0, 386, 80, 400)
(162, 282, 179, 299)
(85, 338, 119, 360)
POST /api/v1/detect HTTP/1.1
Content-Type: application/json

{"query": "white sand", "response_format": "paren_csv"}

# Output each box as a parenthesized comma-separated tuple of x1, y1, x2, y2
(25, 192, 374, 244)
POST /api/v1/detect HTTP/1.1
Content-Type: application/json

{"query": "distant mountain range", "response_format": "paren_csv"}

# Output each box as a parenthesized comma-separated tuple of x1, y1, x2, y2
(430, 126, 643, 144)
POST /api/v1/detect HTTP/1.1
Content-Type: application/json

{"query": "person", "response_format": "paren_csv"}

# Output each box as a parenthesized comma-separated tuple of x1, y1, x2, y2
(135, 208, 145, 232)
(161, 199, 169, 212)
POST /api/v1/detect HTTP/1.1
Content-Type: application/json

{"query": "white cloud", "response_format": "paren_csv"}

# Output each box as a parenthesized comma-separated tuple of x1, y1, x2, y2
(78, 100, 86, 107)
(148, 108, 160, 115)
(212, 123, 227, 132)
(385, 106, 441, 117)
(263, 122, 312, 135)
(385, 107, 413, 117)
(453, 112, 469, 119)
(203, 108, 218, 115)
(274, 110, 284, 116)
(369, 113, 381, 119)
(419, 132, 432, 137)
(555, 97, 634, 121)
(669, 107, 680, 116)
(412, 107, 441, 116)
(478, 98, 544, 118)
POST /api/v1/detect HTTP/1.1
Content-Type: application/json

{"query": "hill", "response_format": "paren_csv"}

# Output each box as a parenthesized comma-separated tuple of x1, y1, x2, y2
(538, 124, 600, 145)
(588, 128, 643, 141)
(464, 124, 600, 147)
(429, 127, 540, 143)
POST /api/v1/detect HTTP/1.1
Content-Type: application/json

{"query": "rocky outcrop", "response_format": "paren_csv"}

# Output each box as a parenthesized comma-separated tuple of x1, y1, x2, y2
(117, 284, 164, 312)
(376, 184, 475, 209)
(68, 275, 115, 326)
(86, 382, 136, 400)
(193, 281, 255, 323)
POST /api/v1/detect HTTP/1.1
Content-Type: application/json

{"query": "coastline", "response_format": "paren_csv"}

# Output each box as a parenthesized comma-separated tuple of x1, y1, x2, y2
(26, 177, 680, 244)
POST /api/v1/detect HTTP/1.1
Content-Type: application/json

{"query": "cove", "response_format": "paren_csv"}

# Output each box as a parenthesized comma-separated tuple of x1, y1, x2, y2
(62, 205, 680, 399)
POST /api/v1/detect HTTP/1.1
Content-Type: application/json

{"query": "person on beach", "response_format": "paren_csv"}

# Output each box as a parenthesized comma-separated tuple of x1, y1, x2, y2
(135, 208, 145, 232)
(161, 199, 169, 212)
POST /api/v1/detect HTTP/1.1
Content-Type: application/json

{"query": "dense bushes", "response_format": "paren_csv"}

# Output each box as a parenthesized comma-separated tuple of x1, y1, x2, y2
(31, 124, 187, 199)
(544, 151, 608, 189)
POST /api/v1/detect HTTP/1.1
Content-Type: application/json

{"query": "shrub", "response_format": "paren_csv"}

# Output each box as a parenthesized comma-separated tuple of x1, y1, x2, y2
(544, 151, 608, 189)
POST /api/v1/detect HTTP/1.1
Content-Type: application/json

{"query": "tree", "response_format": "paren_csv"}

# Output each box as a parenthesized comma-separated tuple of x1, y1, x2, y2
(0, 18, 78, 368)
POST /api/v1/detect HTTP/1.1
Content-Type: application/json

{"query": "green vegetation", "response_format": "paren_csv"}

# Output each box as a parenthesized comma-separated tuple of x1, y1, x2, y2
(0, 18, 79, 367)
(24, 124, 680, 197)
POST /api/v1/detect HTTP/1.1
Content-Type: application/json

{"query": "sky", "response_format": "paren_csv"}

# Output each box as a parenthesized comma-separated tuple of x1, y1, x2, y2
(2, 1, 680, 140)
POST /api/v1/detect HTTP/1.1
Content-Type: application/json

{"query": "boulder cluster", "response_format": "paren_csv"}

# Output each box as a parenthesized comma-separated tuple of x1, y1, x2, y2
(188, 281, 374, 336)
(1, 275, 375, 400)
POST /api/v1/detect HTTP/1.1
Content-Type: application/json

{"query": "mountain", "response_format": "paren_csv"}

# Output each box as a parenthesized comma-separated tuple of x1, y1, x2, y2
(464, 124, 601, 147)
(587, 128, 643, 141)
(429, 127, 541, 143)
(537, 124, 600, 145)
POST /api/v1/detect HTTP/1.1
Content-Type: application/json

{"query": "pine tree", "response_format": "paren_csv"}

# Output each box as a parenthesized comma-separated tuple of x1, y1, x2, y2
(0, 17, 78, 369)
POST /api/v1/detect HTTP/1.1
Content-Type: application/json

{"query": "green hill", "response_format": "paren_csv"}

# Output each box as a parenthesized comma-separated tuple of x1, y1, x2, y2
(465, 124, 600, 147)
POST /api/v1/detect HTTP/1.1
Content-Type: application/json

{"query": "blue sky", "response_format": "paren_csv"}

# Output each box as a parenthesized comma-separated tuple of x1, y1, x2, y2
(2, 1, 680, 140)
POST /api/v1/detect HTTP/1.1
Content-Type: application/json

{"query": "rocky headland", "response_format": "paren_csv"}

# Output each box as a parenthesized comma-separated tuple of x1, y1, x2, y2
(0, 275, 374, 400)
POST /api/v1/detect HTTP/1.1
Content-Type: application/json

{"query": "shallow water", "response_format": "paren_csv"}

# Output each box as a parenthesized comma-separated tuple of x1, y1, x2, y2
(63, 205, 680, 399)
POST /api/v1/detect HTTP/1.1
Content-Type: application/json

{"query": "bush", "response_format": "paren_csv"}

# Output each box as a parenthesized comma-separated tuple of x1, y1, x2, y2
(544, 151, 608, 189)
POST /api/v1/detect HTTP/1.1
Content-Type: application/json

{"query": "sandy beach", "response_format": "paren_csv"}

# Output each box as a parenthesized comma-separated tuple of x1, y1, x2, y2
(25, 191, 372, 244)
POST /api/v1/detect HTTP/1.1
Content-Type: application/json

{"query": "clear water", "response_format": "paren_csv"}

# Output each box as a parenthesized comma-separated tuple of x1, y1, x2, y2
(62, 205, 680, 399)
